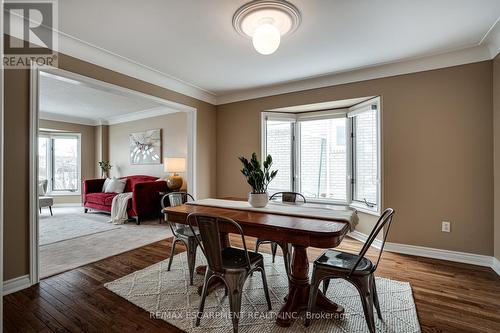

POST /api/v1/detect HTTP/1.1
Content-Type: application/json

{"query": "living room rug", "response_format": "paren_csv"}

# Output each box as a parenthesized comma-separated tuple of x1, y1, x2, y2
(40, 213, 119, 245)
(105, 252, 421, 333)
(40, 206, 173, 278)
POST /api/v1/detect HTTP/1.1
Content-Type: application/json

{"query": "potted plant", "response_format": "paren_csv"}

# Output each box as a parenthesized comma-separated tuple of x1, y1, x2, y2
(238, 153, 278, 208)
(98, 160, 112, 178)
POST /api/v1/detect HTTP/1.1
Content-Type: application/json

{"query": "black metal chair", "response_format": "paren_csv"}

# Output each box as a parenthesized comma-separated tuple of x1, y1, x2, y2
(305, 208, 395, 333)
(254, 191, 306, 276)
(187, 212, 272, 333)
(161, 192, 199, 285)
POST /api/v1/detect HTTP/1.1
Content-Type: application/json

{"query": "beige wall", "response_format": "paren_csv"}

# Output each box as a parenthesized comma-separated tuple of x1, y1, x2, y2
(94, 124, 110, 177)
(108, 113, 188, 182)
(3, 52, 216, 280)
(494, 54, 500, 261)
(3, 46, 496, 281)
(39, 119, 96, 204)
(217, 61, 494, 256)
(4, 68, 30, 280)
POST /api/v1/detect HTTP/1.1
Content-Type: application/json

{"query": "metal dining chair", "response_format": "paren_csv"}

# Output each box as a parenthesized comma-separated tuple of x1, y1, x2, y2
(161, 192, 200, 285)
(305, 208, 395, 333)
(187, 212, 272, 333)
(254, 191, 306, 276)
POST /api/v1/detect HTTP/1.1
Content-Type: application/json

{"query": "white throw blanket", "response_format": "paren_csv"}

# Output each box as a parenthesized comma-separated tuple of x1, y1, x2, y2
(109, 192, 133, 225)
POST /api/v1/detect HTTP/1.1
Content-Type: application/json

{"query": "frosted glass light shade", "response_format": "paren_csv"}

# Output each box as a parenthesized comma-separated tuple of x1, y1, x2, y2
(252, 23, 281, 55)
(164, 157, 186, 173)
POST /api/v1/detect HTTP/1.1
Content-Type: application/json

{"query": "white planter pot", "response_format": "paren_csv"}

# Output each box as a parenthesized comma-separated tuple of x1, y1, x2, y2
(248, 192, 269, 208)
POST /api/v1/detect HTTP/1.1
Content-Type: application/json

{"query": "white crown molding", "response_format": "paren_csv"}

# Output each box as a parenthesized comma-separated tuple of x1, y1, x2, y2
(481, 16, 500, 58)
(103, 106, 179, 125)
(217, 44, 493, 104)
(40, 111, 99, 126)
(56, 32, 218, 105)
(40, 106, 181, 126)
(6, 12, 215, 104)
(9, 12, 499, 106)
(3, 275, 30, 296)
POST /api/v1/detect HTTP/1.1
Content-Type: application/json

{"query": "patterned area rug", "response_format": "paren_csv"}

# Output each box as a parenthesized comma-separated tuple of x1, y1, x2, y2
(105, 252, 421, 333)
(39, 212, 119, 245)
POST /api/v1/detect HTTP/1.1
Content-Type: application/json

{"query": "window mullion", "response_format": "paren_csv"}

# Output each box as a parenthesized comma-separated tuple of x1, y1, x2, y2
(50, 138, 54, 193)
(292, 122, 299, 193)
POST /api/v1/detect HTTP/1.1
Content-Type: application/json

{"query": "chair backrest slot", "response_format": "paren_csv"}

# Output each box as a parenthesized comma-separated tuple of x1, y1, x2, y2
(187, 213, 252, 273)
(161, 192, 194, 209)
(270, 191, 306, 203)
(349, 208, 395, 276)
(162, 192, 195, 234)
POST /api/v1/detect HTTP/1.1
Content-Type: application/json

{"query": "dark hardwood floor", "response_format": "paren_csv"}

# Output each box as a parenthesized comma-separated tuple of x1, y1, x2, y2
(4, 236, 500, 333)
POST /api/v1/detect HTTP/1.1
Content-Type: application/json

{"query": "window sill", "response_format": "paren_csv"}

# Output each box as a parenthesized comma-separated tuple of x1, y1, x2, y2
(349, 202, 381, 217)
(304, 198, 349, 206)
(47, 192, 81, 196)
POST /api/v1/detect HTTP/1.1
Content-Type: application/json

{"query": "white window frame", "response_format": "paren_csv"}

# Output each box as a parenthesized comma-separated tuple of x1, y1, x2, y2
(261, 112, 297, 194)
(261, 97, 381, 215)
(39, 132, 82, 195)
(347, 98, 381, 215)
(296, 110, 349, 205)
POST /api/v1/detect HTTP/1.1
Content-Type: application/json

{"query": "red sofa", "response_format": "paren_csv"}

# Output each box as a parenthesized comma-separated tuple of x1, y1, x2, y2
(83, 175, 168, 224)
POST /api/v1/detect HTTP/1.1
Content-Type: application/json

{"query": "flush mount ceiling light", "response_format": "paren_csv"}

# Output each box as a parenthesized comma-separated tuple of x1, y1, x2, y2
(233, 0, 301, 55)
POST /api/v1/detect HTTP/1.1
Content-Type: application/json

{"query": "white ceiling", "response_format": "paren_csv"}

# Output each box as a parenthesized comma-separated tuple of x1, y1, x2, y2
(40, 72, 167, 125)
(56, 0, 500, 100)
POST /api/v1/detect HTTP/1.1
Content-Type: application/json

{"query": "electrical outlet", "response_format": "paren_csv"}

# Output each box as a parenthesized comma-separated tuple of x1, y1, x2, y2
(441, 221, 451, 233)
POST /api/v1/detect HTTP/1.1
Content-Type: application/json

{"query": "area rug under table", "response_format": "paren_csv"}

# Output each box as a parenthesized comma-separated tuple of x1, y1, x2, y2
(105, 252, 421, 333)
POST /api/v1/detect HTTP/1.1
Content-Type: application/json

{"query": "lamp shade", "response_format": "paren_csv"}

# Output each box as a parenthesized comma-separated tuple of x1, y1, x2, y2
(164, 157, 186, 173)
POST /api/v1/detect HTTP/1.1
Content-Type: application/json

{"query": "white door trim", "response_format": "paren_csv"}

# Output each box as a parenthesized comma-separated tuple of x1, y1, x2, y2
(29, 65, 198, 286)
(0, 0, 4, 327)
(30, 65, 41, 285)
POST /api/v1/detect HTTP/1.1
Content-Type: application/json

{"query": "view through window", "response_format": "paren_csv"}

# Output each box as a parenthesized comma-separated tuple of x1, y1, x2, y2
(265, 120, 293, 192)
(262, 98, 380, 212)
(38, 134, 81, 193)
(352, 109, 378, 206)
(299, 118, 347, 201)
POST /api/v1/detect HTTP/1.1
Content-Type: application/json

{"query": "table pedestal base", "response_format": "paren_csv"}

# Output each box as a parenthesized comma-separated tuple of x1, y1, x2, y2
(193, 239, 344, 327)
(276, 245, 344, 327)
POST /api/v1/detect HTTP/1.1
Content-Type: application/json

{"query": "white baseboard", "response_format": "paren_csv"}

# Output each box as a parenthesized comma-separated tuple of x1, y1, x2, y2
(348, 231, 499, 276)
(384, 242, 493, 267)
(348, 230, 382, 249)
(53, 203, 82, 207)
(3, 275, 31, 296)
(493, 257, 500, 276)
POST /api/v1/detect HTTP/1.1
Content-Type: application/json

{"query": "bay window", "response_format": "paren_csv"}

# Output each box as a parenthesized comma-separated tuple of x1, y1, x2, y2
(38, 133, 81, 194)
(264, 118, 295, 193)
(262, 97, 381, 213)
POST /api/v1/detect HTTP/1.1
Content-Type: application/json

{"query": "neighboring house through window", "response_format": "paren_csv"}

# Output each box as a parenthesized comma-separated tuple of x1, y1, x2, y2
(262, 97, 381, 214)
(38, 132, 82, 194)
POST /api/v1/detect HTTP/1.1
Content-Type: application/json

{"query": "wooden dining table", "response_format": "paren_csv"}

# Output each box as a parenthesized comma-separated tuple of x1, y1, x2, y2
(163, 200, 352, 327)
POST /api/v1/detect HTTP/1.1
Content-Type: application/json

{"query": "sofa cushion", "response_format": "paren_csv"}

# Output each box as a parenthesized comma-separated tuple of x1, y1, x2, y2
(102, 178, 112, 192)
(123, 175, 159, 192)
(104, 178, 127, 193)
(104, 194, 116, 206)
(86, 192, 117, 206)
